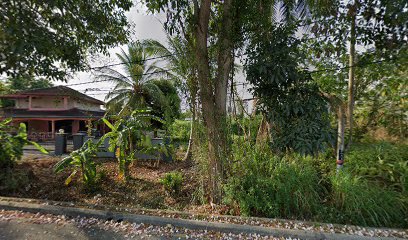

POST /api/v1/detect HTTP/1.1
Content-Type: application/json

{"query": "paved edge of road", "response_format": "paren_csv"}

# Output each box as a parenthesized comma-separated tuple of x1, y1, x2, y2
(0, 199, 401, 240)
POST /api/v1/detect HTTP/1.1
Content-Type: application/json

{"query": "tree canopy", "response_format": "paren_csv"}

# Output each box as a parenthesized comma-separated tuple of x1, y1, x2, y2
(98, 40, 181, 127)
(0, 0, 133, 80)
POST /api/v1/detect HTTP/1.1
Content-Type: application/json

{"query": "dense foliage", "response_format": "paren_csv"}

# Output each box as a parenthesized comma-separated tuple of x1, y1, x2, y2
(168, 120, 191, 143)
(225, 139, 408, 227)
(54, 140, 100, 189)
(160, 171, 183, 196)
(0, 0, 132, 80)
(244, 25, 333, 155)
(0, 119, 47, 169)
(346, 142, 408, 193)
(328, 172, 407, 227)
(225, 141, 322, 219)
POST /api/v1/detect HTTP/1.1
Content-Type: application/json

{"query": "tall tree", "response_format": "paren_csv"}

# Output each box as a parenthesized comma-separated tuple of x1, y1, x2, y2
(145, 0, 237, 203)
(151, 36, 198, 161)
(244, 24, 334, 155)
(0, 0, 132, 80)
(6, 76, 53, 91)
(144, 0, 334, 201)
(98, 40, 180, 126)
(304, 0, 407, 167)
(347, 0, 357, 149)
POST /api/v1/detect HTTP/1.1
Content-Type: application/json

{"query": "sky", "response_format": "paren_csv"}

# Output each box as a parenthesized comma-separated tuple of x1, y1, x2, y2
(56, 4, 253, 112)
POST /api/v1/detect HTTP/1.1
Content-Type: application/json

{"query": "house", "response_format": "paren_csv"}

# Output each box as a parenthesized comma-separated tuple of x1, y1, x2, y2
(0, 86, 106, 140)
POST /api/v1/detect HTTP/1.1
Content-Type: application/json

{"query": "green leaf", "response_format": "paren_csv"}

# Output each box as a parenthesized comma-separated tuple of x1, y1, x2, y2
(102, 118, 115, 130)
(54, 156, 74, 173)
(65, 170, 78, 185)
(28, 141, 48, 154)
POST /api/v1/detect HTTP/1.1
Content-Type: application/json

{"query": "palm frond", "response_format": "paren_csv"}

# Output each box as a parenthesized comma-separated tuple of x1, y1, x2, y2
(96, 67, 133, 86)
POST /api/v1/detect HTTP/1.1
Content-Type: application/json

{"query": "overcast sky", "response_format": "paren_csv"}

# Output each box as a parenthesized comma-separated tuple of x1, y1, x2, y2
(57, 5, 168, 101)
(56, 4, 252, 112)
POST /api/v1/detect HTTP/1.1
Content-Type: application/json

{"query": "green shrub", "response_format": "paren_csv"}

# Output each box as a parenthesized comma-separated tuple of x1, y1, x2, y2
(327, 172, 408, 227)
(160, 171, 183, 196)
(225, 142, 322, 219)
(0, 119, 46, 168)
(168, 120, 191, 142)
(346, 142, 408, 193)
(0, 120, 26, 169)
(0, 119, 47, 190)
(54, 139, 100, 189)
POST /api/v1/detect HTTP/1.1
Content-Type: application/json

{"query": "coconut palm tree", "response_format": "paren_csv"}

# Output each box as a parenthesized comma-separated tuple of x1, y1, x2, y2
(150, 35, 198, 161)
(96, 40, 173, 119)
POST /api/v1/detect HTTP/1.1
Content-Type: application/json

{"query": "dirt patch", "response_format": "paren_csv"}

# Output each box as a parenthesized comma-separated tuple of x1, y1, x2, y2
(1, 157, 197, 212)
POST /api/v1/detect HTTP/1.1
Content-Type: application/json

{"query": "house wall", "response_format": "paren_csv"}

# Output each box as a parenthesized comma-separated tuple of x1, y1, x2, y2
(72, 120, 80, 134)
(15, 98, 29, 108)
(31, 96, 65, 109)
(14, 96, 102, 111)
(27, 120, 49, 132)
(73, 100, 101, 111)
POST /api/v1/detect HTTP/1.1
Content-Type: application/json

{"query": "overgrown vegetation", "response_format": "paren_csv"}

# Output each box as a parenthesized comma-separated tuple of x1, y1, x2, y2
(160, 171, 183, 196)
(0, 119, 47, 191)
(168, 120, 191, 143)
(1, 0, 407, 230)
(225, 142, 322, 219)
(346, 142, 408, 193)
(328, 172, 407, 227)
(54, 140, 101, 190)
(224, 139, 408, 227)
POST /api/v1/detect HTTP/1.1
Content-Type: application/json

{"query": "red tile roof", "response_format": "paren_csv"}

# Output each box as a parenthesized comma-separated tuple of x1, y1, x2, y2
(1, 108, 105, 119)
(0, 86, 104, 105)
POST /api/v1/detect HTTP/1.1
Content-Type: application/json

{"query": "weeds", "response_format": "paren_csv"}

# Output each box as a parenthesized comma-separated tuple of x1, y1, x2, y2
(328, 172, 407, 227)
(346, 142, 408, 193)
(160, 171, 183, 196)
(224, 140, 408, 227)
(225, 142, 322, 219)
(54, 139, 100, 189)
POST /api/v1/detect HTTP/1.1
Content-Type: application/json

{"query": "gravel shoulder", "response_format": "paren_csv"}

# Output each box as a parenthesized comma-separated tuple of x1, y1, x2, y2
(1, 197, 407, 240)
(0, 210, 286, 240)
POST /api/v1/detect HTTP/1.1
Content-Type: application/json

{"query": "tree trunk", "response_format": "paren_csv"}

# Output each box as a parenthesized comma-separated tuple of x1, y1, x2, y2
(347, 5, 357, 149)
(183, 95, 196, 162)
(215, 0, 233, 117)
(337, 104, 346, 171)
(215, 0, 234, 161)
(320, 91, 346, 171)
(194, 0, 223, 204)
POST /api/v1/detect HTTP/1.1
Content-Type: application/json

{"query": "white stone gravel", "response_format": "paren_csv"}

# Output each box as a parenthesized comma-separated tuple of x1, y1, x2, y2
(146, 210, 408, 239)
(1, 197, 407, 239)
(0, 210, 298, 239)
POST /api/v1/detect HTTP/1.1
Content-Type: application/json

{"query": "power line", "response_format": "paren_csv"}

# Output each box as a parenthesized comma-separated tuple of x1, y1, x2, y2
(307, 59, 395, 74)
(64, 68, 176, 87)
(75, 58, 400, 93)
(88, 54, 174, 70)
(81, 28, 336, 71)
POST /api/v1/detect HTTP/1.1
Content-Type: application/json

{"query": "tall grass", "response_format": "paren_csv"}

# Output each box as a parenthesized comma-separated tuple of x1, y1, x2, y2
(328, 172, 407, 227)
(225, 140, 408, 227)
(225, 141, 322, 219)
(168, 120, 191, 143)
(346, 142, 408, 193)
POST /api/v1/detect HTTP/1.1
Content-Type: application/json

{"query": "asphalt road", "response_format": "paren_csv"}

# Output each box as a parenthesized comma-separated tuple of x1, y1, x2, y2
(0, 218, 161, 240)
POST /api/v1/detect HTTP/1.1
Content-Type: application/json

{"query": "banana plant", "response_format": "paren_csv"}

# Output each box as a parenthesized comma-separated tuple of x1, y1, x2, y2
(54, 139, 100, 188)
(0, 118, 48, 169)
(101, 109, 166, 182)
